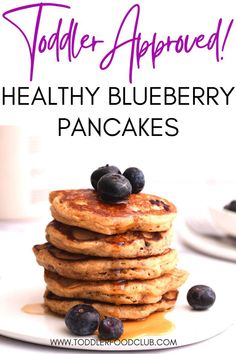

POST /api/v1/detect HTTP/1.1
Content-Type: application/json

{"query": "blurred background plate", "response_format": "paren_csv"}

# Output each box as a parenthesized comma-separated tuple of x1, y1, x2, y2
(209, 206, 236, 238)
(177, 220, 236, 262)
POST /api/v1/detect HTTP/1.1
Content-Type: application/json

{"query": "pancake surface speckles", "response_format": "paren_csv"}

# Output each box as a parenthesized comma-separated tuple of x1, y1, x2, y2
(44, 268, 188, 305)
(46, 220, 173, 258)
(44, 290, 178, 320)
(33, 243, 178, 280)
(49, 189, 177, 235)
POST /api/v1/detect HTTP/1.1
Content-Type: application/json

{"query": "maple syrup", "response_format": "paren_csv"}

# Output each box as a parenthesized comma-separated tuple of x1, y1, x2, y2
(122, 311, 174, 339)
(22, 303, 174, 339)
(22, 303, 48, 315)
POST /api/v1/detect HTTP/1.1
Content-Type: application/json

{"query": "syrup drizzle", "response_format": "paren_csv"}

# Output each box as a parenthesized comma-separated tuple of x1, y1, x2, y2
(22, 303, 48, 315)
(22, 304, 174, 338)
(122, 311, 174, 339)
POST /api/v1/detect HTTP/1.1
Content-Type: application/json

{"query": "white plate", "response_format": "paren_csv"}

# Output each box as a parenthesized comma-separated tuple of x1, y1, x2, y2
(209, 206, 236, 238)
(0, 253, 235, 351)
(177, 221, 236, 262)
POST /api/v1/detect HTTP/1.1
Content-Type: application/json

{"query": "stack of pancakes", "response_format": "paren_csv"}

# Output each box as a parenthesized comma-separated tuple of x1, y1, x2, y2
(33, 189, 188, 320)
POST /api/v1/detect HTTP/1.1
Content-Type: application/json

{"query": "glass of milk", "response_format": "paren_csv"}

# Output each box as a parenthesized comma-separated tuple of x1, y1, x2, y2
(0, 125, 48, 220)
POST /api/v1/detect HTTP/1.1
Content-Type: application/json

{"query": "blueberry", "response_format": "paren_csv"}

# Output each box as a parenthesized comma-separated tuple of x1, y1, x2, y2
(123, 167, 145, 194)
(97, 173, 132, 203)
(187, 285, 216, 310)
(65, 304, 100, 336)
(224, 200, 236, 212)
(90, 165, 121, 191)
(98, 317, 124, 340)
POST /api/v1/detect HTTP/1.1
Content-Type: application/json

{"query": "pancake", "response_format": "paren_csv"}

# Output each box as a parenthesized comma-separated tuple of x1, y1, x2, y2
(46, 220, 173, 258)
(33, 243, 178, 280)
(49, 189, 176, 235)
(44, 289, 178, 320)
(44, 268, 188, 305)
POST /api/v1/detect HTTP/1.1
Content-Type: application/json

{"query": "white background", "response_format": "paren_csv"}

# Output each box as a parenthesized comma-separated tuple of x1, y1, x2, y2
(0, 0, 236, 190)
